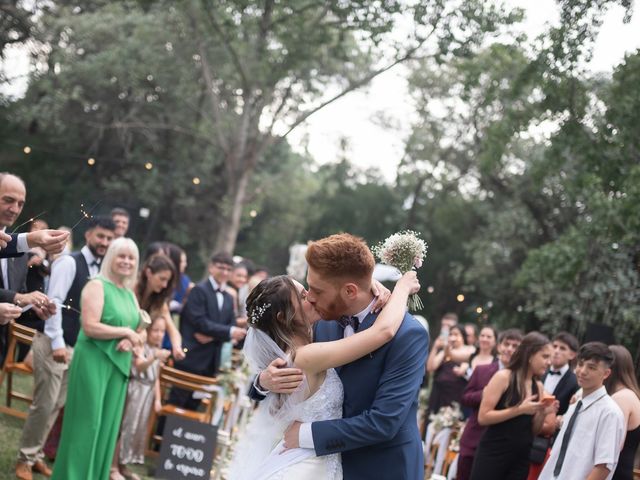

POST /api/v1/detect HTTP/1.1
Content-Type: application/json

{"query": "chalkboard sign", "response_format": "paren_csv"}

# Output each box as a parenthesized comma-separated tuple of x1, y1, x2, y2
(156, 415, 218, 480)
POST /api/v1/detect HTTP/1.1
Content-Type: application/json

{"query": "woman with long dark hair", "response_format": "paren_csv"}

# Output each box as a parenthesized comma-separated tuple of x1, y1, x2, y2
(134, 254, 184, 360)
(606, 345, 640, 480)
(470, 332, 557, 480)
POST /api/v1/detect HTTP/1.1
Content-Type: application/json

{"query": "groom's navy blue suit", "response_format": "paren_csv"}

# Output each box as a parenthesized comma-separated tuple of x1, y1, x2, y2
(311, 311, 428, 480)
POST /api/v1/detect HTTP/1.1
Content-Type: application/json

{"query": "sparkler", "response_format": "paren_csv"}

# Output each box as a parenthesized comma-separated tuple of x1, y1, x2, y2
(9, 210, 47, 234)
(69, 200, 102, 231)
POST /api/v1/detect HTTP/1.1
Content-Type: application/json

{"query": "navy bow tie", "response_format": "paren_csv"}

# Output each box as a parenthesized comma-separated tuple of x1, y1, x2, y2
(548, 370, 562, 376)
(338, 315, 359, 332)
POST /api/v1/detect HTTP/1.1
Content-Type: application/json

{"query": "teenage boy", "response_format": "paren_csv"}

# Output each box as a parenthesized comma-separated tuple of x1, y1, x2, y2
(544, 332, 579, 415)
(457, 329, 523, 480)
(539, 342, 625, 480)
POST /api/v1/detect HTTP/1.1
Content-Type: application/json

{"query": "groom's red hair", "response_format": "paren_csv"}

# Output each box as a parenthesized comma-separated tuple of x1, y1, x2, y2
(306, 233, 374, 285)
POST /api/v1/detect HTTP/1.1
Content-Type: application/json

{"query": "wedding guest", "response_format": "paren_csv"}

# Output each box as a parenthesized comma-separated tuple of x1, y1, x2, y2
(465, 323, 478, 347)
(426, 324, 470, 418)
(0, 173, 56, 367)
(16, 219, 52, 361)
(605, 345, 640, 480)
(51, 238, 144, 480)
(457, 328, 523, 480)
(169, 249, 193, 315)
(543, 332, 579, 415)
(539, 342, 625, 480)
(228, 262, 249, 316)
(140, 243, 185, 359)
(470, 332, 557, 480)
(115, 315, 171, 480)
(170, 252, 245, 409)
(464, 325, 498, 377)
(15, 216, 115, 476)
(134, 253, 183, 359)
(111, 207, 130, 238)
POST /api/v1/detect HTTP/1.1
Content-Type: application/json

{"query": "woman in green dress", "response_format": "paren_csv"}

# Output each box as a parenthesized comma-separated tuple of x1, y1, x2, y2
(52, 237, 144, 480)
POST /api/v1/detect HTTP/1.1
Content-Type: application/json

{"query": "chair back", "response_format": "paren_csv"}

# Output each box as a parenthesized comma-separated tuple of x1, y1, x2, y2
(0, 322, 37, 419)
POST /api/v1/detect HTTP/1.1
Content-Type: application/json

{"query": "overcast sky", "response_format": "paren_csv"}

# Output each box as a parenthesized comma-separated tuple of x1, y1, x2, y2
(287, 0, 640, 181)
(2, 1, 638, 181)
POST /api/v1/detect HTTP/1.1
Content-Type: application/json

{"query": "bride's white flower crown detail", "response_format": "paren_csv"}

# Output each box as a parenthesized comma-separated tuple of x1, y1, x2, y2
(249, 303, 271, 325)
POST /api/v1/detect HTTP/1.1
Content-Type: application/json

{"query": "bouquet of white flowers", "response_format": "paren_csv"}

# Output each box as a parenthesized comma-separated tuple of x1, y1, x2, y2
(372, 230, 427, 310)
(428, 402, 464, 433)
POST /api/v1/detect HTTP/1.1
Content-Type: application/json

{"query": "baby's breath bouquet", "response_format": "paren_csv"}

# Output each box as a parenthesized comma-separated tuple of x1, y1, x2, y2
(373, 230, 427, 310)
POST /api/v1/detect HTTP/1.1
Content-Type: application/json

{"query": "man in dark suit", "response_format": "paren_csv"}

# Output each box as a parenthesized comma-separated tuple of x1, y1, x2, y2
(543, 332, 579, 415)
(457, 328, 523, 480)
(170, 252, 247, 409)
(0, 173, 55, 367)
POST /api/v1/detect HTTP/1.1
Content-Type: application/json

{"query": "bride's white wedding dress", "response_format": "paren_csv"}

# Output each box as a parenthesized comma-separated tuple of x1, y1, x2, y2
(228, 368, 343, 480)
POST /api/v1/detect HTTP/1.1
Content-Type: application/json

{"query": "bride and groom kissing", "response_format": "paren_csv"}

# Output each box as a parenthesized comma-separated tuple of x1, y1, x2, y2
(227, 233, 429, 480)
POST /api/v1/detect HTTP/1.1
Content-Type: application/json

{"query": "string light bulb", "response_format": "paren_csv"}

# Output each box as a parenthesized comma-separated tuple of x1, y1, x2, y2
(456, 294, 465, 302)
(87, 158, 96, 166)
(23, 146, 31, 154)
(249, 210, 257, 218)
(476, 306, 483, 314)
(144, 162, 153, 170)
(192, 177, 200, 185)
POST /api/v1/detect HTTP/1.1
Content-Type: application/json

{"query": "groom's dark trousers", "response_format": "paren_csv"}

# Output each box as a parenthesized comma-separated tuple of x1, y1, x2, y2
(250, 311, 429, 480)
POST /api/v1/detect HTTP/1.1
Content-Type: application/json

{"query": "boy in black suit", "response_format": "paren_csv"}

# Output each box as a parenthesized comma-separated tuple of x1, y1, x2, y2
(544, 332, 579, 415)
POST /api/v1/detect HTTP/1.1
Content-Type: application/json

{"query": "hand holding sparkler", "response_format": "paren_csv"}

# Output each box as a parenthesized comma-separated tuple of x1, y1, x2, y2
(26, 229, 70, 255)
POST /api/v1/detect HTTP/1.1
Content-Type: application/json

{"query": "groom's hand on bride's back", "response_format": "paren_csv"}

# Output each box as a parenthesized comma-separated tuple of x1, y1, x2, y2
(259, 358, 304, 394)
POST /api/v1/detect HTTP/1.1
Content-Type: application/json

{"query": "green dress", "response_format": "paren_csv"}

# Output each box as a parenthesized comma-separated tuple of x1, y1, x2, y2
(52, 277, 139, 480)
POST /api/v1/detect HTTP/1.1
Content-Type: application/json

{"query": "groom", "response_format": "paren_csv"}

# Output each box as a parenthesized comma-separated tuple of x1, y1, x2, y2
(252, 233, 429, 479)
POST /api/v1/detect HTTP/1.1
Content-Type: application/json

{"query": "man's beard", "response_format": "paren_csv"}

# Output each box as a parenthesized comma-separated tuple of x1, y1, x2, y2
(319, 295, 349, 321)
(88, 243, 105, 259)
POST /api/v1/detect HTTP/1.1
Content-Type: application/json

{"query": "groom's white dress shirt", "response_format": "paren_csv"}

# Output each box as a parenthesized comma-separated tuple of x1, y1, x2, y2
(298, 298, 377, 449)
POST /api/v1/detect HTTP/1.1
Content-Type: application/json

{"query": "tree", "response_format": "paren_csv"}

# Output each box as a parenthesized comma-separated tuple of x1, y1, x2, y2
(9, 0, 523, 255)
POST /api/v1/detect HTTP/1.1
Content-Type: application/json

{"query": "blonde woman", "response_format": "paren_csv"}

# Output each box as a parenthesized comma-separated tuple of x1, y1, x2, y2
(52, 238, 143, 480)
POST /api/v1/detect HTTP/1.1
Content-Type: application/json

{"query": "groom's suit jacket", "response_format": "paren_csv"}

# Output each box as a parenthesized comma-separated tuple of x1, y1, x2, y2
(312, 311, 429, 480)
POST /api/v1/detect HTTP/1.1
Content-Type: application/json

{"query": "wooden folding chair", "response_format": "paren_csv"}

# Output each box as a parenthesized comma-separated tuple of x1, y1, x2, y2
(0, 322, 37, 419)
(145, 365, 218, 457)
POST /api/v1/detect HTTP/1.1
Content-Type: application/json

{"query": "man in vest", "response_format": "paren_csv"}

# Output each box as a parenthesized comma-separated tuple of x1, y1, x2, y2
(15, 216, 115, 480)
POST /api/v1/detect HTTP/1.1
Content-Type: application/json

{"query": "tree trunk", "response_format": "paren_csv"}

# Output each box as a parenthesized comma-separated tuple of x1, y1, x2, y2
(213, 163, 253, 254)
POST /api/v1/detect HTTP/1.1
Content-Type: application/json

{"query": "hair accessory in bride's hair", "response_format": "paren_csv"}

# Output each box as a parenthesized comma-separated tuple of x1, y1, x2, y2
(249, 302, 271, 326)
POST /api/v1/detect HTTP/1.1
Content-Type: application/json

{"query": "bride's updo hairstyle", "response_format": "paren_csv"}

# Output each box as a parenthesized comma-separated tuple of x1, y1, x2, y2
(246, 275, 311, 357)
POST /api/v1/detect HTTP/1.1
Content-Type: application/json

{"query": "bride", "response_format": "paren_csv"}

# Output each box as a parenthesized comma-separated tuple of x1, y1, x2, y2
(227, 271, 419, 480)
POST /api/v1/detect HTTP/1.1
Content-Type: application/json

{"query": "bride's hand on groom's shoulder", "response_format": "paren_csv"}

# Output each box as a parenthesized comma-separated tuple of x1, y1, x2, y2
(259, 358, 304, 393)
(371, 279, 391, 313)
(283, 421, 302, 450)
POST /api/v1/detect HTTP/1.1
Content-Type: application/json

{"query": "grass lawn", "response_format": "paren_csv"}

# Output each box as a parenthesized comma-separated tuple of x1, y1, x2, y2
(0, 372, 155, 479)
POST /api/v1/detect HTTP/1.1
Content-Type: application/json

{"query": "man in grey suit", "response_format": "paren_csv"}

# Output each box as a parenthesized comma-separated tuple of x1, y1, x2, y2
(0, 173, 55, 369)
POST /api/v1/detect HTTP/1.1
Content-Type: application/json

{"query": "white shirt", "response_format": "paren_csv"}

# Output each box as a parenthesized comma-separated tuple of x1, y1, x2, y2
(539, 385, 625, 480)
(543, 363, 570, 394)
(45, 246, 100, 350)
(298, 298, 377, 449)
(208, 276, 239, 339)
